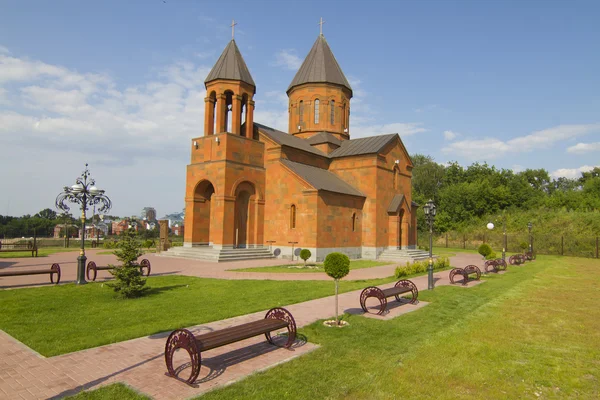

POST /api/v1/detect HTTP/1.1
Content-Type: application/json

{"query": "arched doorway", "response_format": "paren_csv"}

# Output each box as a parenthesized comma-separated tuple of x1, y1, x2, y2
(233, 181, 256, 248)
(192, 180, 214, 245)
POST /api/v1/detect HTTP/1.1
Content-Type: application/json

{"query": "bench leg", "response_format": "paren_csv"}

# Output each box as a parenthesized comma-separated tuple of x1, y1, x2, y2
(50, 263, 61, 284)
(165, 329, 200, 385)
(449, 268, 464, 285)
(139, 259, 151, 277)
(394, 280, 418, 304)
(265, 307, 297, 348)
(360, 287, 387, 315)
(86, 261, 97, 281)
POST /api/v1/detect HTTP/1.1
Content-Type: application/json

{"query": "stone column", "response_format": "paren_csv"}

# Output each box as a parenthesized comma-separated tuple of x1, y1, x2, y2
(232, 94, 242, 135)
(245, 100, 255, 138)
(216, 93, 227, 133)
(204, 96, 215, 135)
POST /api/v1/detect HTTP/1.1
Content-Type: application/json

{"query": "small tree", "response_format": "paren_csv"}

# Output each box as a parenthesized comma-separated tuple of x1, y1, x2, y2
(478, 243, 492, 258)
(323, 252, 350, 326)
(107, 229, 148, 298)
(299, 249, 311, 266)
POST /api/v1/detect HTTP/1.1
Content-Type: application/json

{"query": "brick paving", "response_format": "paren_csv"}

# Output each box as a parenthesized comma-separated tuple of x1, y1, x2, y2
(0, 251, 487, 399)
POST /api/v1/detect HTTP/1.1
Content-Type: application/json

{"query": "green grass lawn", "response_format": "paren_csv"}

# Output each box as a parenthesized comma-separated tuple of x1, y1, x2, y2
(0, 275, 396, 357)
(66, 383, 149, 400)
(0, 246, 79, 258)
(231, 259, 392, 273)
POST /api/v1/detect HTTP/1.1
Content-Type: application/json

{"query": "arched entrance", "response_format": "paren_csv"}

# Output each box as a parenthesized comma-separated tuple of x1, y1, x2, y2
(192, 180, 214, 245)
(233, 181, 256, 248)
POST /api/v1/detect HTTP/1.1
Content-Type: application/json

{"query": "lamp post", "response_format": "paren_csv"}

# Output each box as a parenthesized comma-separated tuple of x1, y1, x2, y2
(528, 222, 533, 253)
(423, 199, 437, 290)
(55, 164, 111, 284)
(487, 212, 507, 262)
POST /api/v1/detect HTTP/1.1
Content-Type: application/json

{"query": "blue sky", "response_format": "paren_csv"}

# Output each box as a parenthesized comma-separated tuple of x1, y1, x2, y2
(1, 0, 599, 218)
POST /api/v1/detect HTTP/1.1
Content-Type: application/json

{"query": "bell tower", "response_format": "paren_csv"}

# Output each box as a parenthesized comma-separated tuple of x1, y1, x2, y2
(204, 36, 256, 138)
(287, 28, 353, 141)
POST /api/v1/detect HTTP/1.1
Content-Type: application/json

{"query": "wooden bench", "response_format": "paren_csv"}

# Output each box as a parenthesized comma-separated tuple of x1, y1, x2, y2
(484, 258, 507, 273)
(359, 279, 418, 315)
(165, 307, 296, 385)
(0, 242, 38, 257)
(0, 263, 61, 284)
(86, 259, 151, 281)
(449, 265, 481, 285)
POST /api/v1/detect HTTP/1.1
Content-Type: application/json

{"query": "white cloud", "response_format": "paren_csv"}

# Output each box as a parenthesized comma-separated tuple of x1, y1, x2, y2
(442, 123, 600, 159)
(273, 49, 302, 70)
(352, 122, 426, 138)
(567, 142, 600, 154)
(443, 130, 457, 140)
(550, 165, 600, 179)
(0, 45, 9, 54)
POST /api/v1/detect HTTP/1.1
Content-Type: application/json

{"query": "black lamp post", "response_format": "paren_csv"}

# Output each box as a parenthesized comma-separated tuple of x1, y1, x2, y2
(487, 212, 507, 262)
(423, 199, 437, 290)
(55, 164, 111, 284)
(528, 222, 533, 253)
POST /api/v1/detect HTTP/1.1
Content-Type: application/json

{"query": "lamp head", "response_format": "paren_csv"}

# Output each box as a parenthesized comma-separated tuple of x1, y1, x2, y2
(487, 222, 494, 230)
(527, 222, 532, 229)
(70, 183, 84, 193)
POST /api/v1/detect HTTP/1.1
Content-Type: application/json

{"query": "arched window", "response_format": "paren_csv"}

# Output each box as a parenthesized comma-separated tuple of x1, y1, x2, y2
(330, 100, 335, 125)
(299, 100, 304, 124)
(352, 213, 356, 232)
(290, 204, 296, 229)
(314, 99, 320, 124)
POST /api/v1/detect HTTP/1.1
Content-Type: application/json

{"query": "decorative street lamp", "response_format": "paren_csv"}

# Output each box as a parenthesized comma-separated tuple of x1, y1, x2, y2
(423, 199, 437, 290)
(528, 222, 533, 253)
(55, 164, 111, 284)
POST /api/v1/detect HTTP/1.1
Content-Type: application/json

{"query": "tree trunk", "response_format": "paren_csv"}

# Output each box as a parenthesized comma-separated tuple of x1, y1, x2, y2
(335, 279, 339, 325)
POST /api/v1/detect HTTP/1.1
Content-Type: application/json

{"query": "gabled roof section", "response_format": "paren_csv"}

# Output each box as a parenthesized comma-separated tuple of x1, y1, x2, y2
(305, 132, 342, 147)
(287, 35, 352, 94)
(329, 134, 398, 158)
(281, 159, 365, 198)
(256, 123, 327, 157)
(205, 40, 256, 88)
(387, 194, 411, 213)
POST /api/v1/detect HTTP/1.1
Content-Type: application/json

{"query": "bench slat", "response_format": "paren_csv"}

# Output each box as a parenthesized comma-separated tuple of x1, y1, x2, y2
(0, 269, 54, 277)
(196, 319, 289, 351)
(381, 286, 411, 297)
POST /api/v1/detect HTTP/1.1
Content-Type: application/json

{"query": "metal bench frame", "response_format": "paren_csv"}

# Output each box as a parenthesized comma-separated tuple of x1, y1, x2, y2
(449, 265, 481, 285)
(86, 259, 151, 281)
(164, 307, 296, 385)
(359, 279, 418, 315)
(0, 263, 61, 284)
(485, 258, 507, 273)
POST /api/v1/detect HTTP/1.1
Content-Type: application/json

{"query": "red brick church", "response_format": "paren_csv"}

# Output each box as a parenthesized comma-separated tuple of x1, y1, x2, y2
(181, 31, 418, 262)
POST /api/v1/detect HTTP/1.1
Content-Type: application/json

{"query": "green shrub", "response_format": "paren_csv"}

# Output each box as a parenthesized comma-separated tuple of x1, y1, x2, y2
(519, 242, 528, 251)
(478, 243, 492, 257)
(394, 256, 450, 279)
(486, 251, 497, 260)
(107, 230, 148, 298)
(324, 252, 350, 326)
(299, 249, 311, 266)
(142, 239, 155, 250)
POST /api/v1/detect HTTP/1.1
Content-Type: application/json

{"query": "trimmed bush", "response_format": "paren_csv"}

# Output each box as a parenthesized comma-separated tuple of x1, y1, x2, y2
(478, 243, 492, 258)
(486, 251, 497, 260)
(299, 249, 311, 266)
(519, 242, 529, 251)
(324, 252, 350, 326)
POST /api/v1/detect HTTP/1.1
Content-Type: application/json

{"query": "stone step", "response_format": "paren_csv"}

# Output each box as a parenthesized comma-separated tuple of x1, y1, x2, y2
(159, 246, 274, 262)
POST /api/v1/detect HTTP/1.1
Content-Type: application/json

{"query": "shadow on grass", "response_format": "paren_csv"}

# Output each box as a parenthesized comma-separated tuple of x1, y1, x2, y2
(145, 284, 189, 297)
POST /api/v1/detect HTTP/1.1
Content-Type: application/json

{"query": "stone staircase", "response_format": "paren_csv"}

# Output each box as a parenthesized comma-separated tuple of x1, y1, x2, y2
(377, 248, 436, 263)
(159, 245, 274, 262)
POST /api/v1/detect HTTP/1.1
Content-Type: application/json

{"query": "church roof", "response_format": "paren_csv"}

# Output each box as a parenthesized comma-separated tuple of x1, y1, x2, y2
(205, 40, 256, 88)
(305, 132, 342, 147)
(256, 123, 327, 157)
(287, 35, 352, 94)
(281, 159, 365, 198)
(329, 134, 398, 158)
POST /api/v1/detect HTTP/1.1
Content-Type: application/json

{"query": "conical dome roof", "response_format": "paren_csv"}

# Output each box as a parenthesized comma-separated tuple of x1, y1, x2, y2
(205, 39, 255, 88)
(287, 35, 352, 95)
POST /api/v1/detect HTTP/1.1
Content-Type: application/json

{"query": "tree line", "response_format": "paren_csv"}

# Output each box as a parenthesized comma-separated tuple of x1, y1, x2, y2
(411, 155, 600, 233)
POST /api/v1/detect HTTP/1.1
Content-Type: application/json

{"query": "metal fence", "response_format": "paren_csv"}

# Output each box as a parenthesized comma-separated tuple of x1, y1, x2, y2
(418, 231, 600, 259)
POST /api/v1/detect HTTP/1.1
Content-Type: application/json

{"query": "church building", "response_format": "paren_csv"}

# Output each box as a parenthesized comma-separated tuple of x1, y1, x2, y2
(182, 30, 418, 262)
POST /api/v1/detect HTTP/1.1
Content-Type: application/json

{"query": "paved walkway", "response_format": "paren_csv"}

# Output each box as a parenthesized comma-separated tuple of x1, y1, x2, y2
(0, 251, 486, 399)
